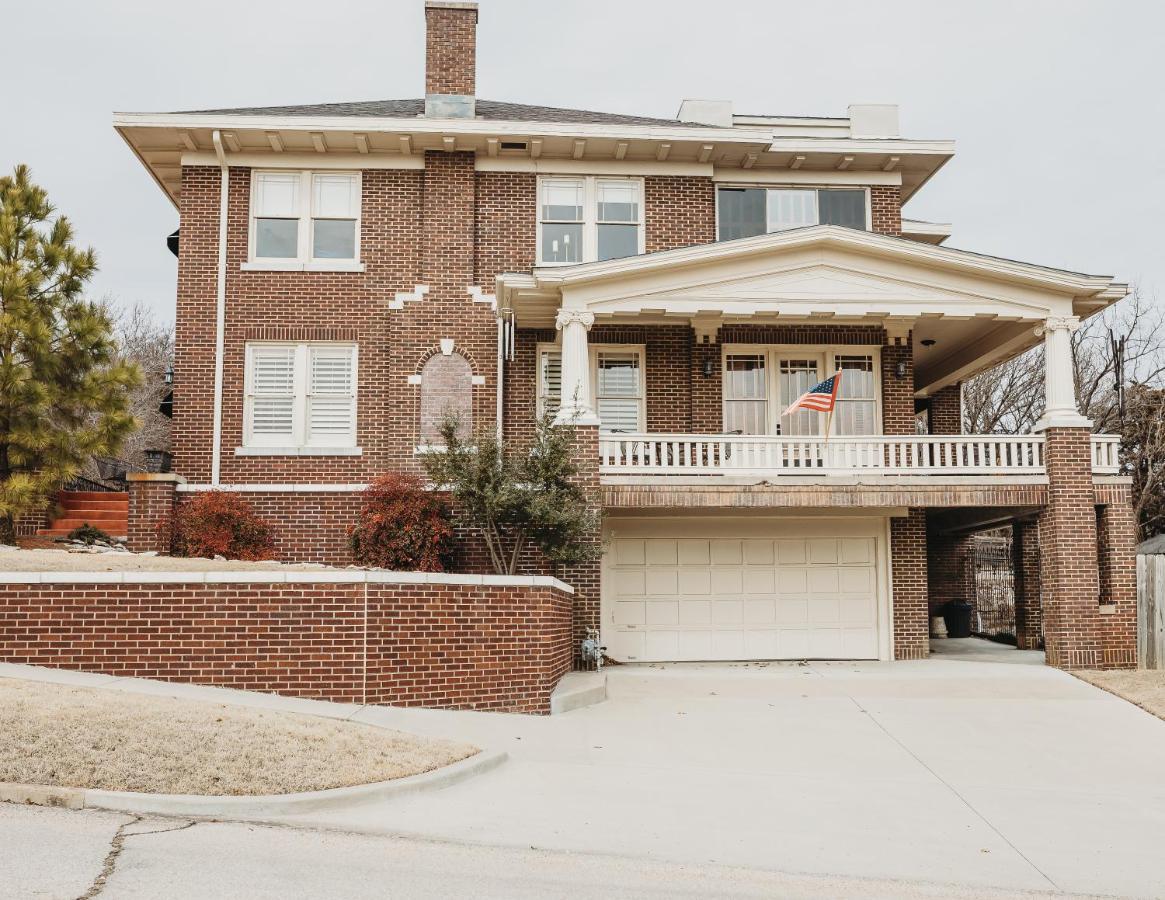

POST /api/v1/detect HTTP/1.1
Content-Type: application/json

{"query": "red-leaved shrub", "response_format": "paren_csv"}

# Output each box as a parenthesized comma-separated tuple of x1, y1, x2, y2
(169, 491, 276, 561)
(349, 473, 452, 571)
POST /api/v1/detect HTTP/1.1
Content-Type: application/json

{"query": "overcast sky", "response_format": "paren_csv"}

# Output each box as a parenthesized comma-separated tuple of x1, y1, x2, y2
(4, 0, 1163, 325)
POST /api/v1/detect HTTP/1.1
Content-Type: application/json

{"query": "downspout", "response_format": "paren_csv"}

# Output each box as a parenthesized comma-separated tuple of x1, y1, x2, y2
(210, 130, 229, 485)
(495, 312, 505, 443)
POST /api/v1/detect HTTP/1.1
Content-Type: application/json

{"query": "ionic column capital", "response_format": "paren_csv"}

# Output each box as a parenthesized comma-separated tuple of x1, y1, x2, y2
(1034, 315, 1081, 337)
(555, 309, 595, 331)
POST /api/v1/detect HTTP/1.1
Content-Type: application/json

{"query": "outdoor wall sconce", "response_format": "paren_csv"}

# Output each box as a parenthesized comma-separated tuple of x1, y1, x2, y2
(702, 358, 715, 377)
(896, 360, 908, 380)
(920, 339, 937, 348)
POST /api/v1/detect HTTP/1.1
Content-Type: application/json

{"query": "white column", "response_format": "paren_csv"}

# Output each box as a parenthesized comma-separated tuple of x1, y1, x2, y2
(1033, 315, 1092, 431)
(554, 309, 600, 426)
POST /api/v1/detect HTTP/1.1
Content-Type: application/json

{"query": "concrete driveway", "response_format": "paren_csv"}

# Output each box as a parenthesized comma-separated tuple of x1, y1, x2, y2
(274, 639, 1165, 898)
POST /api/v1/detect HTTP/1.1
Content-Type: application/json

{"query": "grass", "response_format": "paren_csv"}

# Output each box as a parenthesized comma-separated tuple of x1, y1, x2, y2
(1074, 669, 1165, 721)
(0, 679, 477, 796)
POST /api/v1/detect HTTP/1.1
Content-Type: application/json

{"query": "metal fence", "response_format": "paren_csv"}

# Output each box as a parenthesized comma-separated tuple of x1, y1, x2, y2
(970, 528, 1017, 643)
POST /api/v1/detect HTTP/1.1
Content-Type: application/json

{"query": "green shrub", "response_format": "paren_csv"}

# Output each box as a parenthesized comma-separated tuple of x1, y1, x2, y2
(67, 523, 114, 545)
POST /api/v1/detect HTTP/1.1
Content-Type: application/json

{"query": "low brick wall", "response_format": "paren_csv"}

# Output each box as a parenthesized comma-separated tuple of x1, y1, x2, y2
(0, 572, 574, 714)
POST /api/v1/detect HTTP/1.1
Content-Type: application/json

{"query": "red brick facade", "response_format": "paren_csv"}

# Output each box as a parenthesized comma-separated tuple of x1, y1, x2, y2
(0, 576, 573, 714)
(1013, 518, 1043, 650)
(929, 384, 962, 435)
(870, 186, 903, 236)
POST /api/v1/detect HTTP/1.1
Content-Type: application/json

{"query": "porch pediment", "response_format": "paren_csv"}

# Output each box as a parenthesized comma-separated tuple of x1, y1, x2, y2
(497, 226, 1125, 327)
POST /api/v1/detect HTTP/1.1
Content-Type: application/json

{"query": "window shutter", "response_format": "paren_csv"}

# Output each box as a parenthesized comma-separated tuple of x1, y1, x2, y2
(249, 346, 296, 440)
(596, 351, 641, 432)
(307, 346, 356, 445)
(539, 350, 562, 419)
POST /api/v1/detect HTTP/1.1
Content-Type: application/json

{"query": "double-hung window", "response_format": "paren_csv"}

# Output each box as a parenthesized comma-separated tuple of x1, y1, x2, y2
(716, 187, 868, 240)
(722, 347, 880, 436)
(536, 344, 644, 432)
(249, 171, 362, 270)
(242, 342, 359, 453)
(538, 176, 644, 265)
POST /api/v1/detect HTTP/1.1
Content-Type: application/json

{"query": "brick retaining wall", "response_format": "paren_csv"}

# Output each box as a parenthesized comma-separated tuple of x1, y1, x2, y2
(0, 573, 574, 714)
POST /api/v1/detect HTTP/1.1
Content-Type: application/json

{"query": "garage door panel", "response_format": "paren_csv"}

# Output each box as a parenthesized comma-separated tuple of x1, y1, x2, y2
(743, 569, 775, 594)
(776, 597, 809, 625)
(645, 600, 679, 625)
(677, 540, 710, 565)
(711, 599, 744, 625)
(615, 540, 645, 565)
(807, 568, 840, 594)
(840, 538, 874, 564)
(808, 539, 838, 564)
(743, 540, 774, 564)
(613, 601, 645, 626)
(711, 540, 743, 564)
(645, 540, 678, 564)
(808, 595, 841, 623)
(777, 540, 806, 564)
(612, 569, 645, 595)
(678, 569, 711, 595)
(839, 567, 873, 593)
(677, 599, 711, 625)
(645, 568, 678, 596)
(606, 520, 882, 662)
(710, 568, 742, 594)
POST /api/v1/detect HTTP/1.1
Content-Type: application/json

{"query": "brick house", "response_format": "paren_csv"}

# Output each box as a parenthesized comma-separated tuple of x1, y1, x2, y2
(113, 0, 1136, 671)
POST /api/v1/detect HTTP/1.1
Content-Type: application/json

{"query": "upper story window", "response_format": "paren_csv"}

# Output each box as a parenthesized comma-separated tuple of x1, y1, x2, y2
(537, 343, 645, 431)
(247, 171, 363, 271)
(717, 187, 867, 241)
(538, 176, 644, 265)
(722, 347, 879, 437)
(241, 341, 359, 453)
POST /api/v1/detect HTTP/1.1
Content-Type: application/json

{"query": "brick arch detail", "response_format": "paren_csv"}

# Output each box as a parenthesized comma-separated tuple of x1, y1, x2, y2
(413, 343, 480, 375)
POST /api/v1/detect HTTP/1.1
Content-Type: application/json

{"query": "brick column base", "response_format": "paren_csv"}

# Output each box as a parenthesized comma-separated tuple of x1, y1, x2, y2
(1039, 427, 1104, 669)
(1013, 519, 1043, 651)
(560, 424, 601, 667)
(1096, 493, 1138, 668)
(892, 509, 929, 660)
(126, 473, 185, 554)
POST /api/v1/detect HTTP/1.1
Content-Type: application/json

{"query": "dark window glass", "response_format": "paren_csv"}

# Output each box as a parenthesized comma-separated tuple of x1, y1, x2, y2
(817, 189, 867, 230)
(717, 188, 766, 241)
(597, 224, 638, 261)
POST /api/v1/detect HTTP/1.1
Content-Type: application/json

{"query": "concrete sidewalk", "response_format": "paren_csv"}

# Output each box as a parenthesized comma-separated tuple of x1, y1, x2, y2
(3, 642, 1165, 897)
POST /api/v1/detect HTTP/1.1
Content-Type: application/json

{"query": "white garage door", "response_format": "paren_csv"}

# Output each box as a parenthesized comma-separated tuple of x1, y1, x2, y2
(604, 517, 885, 662)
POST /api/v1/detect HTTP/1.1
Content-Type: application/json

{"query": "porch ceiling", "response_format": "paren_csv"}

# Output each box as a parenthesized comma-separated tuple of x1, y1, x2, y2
(497, 226, 1127, 395)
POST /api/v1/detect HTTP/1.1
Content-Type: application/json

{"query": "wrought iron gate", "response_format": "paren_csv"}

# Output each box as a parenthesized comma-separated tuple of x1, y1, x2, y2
(970, 528, 1016, 642)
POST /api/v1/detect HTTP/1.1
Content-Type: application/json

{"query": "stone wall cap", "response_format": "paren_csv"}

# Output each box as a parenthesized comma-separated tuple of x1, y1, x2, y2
(127, 472, 187, 484)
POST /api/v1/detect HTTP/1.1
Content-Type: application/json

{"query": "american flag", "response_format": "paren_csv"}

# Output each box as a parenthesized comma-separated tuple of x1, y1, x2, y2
(781, 371, 843, 417)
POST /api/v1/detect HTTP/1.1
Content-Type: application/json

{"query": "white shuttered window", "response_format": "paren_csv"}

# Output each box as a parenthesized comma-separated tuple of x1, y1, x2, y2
(244, 342, 358, 449)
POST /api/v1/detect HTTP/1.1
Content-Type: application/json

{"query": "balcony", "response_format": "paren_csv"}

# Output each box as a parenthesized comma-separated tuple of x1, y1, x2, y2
(599, 433, 1122, 477)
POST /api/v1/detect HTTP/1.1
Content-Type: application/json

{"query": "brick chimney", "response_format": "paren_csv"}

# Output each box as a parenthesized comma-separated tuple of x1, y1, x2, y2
(424, 1, 478, 118)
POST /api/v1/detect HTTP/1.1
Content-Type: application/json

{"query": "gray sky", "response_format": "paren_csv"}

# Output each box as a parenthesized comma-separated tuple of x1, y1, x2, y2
(4, 0, 1163, 325)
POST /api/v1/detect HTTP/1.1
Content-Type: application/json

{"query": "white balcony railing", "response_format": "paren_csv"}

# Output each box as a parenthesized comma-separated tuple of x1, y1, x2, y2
(1090, 433, 1122, 474)
(598, 432, 1123, 477)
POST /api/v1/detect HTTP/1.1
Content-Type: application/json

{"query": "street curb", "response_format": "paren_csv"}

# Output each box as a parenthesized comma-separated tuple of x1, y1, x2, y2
(1, 749, 507, 819)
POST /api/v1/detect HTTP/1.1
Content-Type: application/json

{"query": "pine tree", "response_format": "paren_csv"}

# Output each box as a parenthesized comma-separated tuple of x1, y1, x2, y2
(0, 165, 140, 543)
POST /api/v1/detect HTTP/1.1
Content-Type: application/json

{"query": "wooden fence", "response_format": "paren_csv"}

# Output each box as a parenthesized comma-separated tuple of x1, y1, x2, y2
(1136, 554, 1165, 669)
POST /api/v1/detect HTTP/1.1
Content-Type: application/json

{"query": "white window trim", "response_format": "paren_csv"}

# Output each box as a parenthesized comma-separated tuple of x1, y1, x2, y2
(714, 185, 871, 241)
(536, 175, 646, 266)
(245, 170, 364, 272)
(720, 343, 882, 436)
(239, 341, 360, 454)
(536, 341, 646, 431)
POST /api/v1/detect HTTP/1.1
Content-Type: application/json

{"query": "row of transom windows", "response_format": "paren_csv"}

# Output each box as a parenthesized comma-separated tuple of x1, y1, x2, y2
(246, 171, 873, 269)
(537, 345, 881, 436)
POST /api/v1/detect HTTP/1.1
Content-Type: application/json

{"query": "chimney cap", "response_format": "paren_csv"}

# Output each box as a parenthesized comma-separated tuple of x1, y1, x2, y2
(425, 1, 478, 12)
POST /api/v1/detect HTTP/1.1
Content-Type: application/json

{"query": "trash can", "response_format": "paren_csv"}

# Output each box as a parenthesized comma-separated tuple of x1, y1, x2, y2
(943, 601, 973, 639)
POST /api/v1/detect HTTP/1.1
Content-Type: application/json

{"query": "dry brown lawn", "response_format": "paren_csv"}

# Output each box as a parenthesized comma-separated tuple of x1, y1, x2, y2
(0, 679, 477, 796)
(0, 546, 331, 572)
(1074, 669, 1165, 721)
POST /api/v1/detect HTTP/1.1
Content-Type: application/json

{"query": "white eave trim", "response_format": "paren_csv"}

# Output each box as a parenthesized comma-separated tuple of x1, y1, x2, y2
(506, 226, 1121, 299)
(112, 112, 774, 146)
